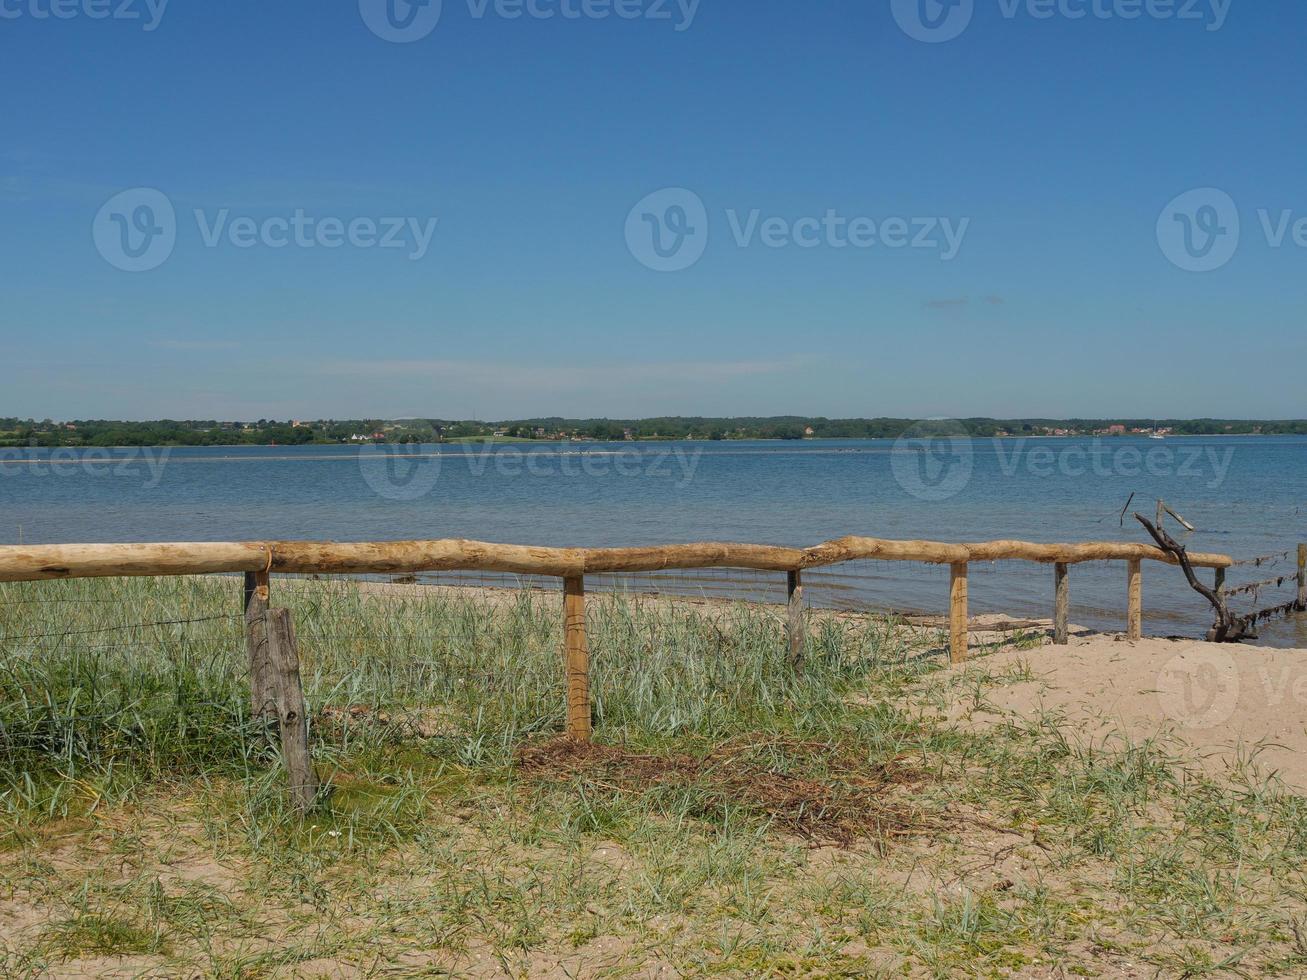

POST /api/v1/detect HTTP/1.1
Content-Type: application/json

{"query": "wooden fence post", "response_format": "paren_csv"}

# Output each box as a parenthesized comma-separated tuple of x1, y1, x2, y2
(1053, 562, 1069, 646)
(563, 576, 592, 743)
(1297, 544, 1306, 612)
(1127, 560, 1143, 640)
(243, 571, 276, 725)
(264, 607, 318, 813)
(949, 563, 969, 664)
(786, 570, 805, 671)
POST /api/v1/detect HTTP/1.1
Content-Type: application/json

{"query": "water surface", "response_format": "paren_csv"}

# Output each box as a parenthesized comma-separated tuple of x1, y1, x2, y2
(2, 437, 1304, 646)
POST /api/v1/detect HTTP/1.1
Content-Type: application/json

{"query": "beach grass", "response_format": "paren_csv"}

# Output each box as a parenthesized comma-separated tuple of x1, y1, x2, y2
(0, 575, 1305, 976)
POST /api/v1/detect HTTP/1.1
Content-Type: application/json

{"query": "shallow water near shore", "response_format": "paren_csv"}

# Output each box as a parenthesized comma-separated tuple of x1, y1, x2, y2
(2, 435, 1304, 646)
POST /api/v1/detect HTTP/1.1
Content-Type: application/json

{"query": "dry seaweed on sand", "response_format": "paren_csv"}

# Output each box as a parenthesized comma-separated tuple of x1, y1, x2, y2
(515, 735, 922, 849)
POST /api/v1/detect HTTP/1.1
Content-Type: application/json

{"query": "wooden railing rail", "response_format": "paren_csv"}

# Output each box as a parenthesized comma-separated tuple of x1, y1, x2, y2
(0, 536, 1234, 584)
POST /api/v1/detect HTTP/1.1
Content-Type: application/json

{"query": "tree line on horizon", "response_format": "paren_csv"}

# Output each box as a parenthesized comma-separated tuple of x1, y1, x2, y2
(4, 416, 1307, 448)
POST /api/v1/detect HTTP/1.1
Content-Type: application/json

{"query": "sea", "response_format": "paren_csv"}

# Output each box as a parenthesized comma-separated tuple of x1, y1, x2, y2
(2, 436, 1304, 647)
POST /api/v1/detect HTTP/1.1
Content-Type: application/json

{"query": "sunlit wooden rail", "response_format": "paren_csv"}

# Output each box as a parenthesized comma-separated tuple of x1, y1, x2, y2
(0, 535, 1249, 793)
(0, 535, 1234, 582)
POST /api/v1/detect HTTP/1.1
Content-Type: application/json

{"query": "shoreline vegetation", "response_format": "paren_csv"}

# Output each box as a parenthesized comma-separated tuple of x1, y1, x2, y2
(3, 575, 1307, 974)
(5, 415, 1307, 449)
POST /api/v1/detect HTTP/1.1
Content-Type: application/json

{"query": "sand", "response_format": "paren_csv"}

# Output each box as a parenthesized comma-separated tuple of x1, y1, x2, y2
(944, 630, 1307, 790)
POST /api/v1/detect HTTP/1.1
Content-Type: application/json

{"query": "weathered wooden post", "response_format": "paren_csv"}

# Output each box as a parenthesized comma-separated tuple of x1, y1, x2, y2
(243, 570, 276, 724)
(1126, 560, 1143, 640)
(949, 563, 969, 664)
(563, 576, 592, 743)
(1297, 544, 1306, 612)
(263, 607, 318, 813)
(786, 570, 806, 671)
(1053, 562, 1069, 646)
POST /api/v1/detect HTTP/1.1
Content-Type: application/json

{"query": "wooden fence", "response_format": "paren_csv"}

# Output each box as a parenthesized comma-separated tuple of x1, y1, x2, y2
(3, 534, 1296, 809)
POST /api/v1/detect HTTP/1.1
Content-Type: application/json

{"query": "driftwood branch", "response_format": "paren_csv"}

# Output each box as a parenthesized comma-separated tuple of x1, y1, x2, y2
(1156, 499, 1197, 533)
(1119, 492, 1136, 527)
(1135, 514, 1253, 642)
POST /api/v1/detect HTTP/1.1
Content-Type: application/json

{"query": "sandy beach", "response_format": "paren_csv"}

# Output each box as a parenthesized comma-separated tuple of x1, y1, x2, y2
(936, 630, 1307, 791)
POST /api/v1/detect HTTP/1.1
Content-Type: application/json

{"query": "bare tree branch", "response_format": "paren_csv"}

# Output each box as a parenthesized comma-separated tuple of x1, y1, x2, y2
(1134, 513, 1253, 642)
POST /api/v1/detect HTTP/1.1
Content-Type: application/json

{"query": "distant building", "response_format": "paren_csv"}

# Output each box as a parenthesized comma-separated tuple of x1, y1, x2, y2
(1107, 424, 1126, 435)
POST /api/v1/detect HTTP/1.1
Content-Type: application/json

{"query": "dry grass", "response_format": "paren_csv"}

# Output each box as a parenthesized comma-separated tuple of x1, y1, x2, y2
(515, 734, 922, 849)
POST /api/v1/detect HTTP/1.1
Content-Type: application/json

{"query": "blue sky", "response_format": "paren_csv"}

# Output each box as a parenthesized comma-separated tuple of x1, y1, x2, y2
(1, 0, 1303, 421)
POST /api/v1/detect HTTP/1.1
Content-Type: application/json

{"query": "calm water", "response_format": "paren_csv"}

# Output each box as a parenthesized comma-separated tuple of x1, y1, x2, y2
(2, 436, 1304, 646)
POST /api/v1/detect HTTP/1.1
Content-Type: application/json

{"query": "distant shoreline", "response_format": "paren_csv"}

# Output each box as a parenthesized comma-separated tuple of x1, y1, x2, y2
(1, 431, 1301, 453)
(8, 415, 1306, 451)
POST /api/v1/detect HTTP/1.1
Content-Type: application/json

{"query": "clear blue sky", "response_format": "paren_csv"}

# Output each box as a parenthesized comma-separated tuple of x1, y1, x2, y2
(2, 0, 1303, 421)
